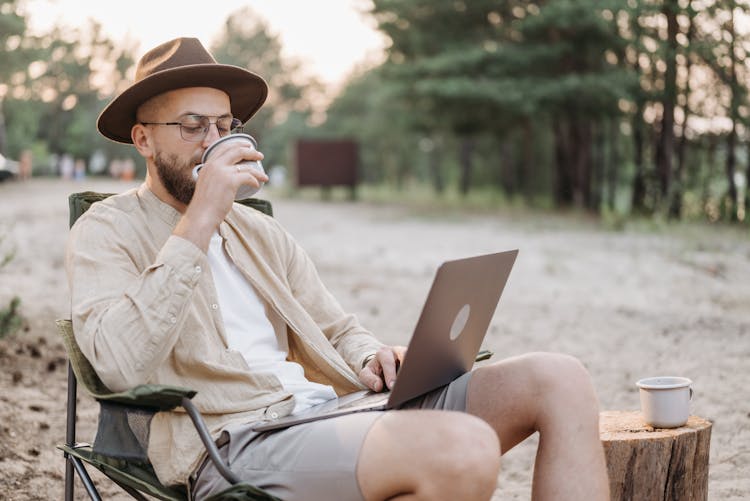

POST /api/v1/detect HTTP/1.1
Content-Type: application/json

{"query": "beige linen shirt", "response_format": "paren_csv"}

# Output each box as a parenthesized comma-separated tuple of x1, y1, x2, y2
(66, 184, 384, 486)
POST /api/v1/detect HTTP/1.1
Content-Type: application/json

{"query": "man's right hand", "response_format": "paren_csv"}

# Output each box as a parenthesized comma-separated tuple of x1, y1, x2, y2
(174, 141, 267, 251)
(359, 346, 407, 392)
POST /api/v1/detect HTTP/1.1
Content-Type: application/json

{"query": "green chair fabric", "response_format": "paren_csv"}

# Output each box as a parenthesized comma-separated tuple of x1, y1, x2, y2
(59, 443, 278, 501)
(59, 443, 186, 501)
(57, 319, 195, 410)
(68, 191, 273, 229)
(60, 191, 279, 501)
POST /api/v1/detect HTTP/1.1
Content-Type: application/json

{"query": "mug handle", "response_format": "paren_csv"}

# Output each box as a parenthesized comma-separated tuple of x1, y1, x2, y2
(689, 388, 694, 400)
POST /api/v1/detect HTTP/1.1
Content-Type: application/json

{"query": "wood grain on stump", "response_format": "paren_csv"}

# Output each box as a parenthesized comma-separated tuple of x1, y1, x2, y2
(599, 410, 712, 501)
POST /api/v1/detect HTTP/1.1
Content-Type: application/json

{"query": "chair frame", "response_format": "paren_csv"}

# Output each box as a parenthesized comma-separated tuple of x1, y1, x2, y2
(63, 362, 247, 501)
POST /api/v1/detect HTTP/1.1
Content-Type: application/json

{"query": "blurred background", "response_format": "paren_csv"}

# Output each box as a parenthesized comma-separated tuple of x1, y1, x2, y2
(2, 3, 750, 498)
(1, 0, 749, 224)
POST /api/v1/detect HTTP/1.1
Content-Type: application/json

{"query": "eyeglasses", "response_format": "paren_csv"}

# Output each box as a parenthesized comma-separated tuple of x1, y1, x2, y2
(140, 115, 244, 142)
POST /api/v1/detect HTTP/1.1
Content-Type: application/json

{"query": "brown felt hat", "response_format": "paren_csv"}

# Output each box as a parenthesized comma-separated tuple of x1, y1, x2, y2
(97, 37, 268, 144)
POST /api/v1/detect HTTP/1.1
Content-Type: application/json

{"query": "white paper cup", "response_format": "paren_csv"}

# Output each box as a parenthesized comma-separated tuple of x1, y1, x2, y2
(192, 133, 265, 200)
(636, 376, 693, 428)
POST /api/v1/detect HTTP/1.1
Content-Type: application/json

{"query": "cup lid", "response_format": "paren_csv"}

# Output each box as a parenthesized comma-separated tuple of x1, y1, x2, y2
(636, 376, 692, 389)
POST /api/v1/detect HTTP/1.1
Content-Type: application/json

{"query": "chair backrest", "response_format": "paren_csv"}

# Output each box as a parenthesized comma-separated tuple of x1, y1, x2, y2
(57, 319, 113, 397)
(68, 191, 274, 227)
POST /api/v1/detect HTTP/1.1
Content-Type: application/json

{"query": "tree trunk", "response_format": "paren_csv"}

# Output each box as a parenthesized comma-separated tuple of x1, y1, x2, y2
(591, 120, 605, 211)
(458, 136, 474, 196)
(499, 138, 515, 197)
(572, 119, 592, 209)
(607, 119, 620, 211)
(656, 0, 679, 204)
(631, 107, 647, 213)
(554, 117, 593, 208)
(725, 123, 738, 221)
(702, 136, 718, 218)
(600, 410, 711, 501)
(629, 8, 648, 214)
(553, 119, 574, 206)
(520, 119, 533, 202)
(0, 101, 6, 156)
(427, 141, 444, 195)
(724, 6, 739, 222)
(669, 2, 694, 220)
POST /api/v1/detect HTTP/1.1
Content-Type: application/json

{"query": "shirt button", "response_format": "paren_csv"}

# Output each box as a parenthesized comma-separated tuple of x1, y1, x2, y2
(211, 303, 219, 310)
(270, 412, 279, 419)
(170, 316, 177, 324)
(195, 265, 202, 273)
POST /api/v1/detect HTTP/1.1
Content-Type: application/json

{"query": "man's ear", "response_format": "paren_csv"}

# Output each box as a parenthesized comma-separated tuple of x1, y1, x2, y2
(131, 124, 153, 158)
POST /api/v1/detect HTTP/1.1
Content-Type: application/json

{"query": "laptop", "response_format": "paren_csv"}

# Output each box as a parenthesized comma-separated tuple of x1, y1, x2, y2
(252, 249, 518, 432)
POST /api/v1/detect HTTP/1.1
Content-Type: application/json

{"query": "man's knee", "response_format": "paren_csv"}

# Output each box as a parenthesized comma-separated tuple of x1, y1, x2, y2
(521, 352, 600, 413)
(358, 411, 500, 500)
(444, 413, 501, 475)
(413, 413, 500, 499)
(524, 351, 590, 381)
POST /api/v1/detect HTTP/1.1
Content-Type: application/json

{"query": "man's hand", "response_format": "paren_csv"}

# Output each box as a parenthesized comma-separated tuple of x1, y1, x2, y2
(174, 142, 267, 252)
(188, 141, 267, 227)
(358, 346, 407, 392)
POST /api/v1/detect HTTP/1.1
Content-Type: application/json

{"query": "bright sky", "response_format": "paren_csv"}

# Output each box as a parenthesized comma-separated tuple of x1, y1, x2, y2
(24, 0, 387, 90)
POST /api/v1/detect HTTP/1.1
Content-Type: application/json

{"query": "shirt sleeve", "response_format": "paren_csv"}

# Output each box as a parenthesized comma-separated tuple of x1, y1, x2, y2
(66, 208, 205, 392)
(276, 220, 386, 373)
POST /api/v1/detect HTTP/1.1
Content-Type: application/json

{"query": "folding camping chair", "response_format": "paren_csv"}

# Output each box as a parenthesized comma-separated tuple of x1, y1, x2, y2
(57, 191, 279, 501)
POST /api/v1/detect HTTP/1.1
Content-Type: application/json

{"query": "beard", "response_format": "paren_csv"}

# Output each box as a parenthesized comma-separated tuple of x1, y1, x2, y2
(154, 150, 201, 205)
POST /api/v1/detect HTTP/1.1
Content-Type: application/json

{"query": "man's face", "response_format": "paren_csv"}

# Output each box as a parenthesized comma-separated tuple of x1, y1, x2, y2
(136, 87, 232, 206)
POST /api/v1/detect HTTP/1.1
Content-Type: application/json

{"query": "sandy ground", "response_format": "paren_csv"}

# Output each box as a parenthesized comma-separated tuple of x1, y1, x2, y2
(0, 177, 748, 500)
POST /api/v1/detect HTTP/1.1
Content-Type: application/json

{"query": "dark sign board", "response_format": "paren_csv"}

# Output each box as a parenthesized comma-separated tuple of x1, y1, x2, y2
(295, 139, 358, 188)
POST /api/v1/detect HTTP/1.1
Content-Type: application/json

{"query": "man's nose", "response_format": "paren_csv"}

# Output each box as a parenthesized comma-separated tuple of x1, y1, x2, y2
(202, 123, 222, 146)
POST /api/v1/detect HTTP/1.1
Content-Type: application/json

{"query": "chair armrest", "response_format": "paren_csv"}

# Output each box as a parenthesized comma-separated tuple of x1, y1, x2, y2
(97, 384, 197, 412)
(475, 349, 493, 362)
(180, 397, 241, 485)
(180, 397, 282, 500)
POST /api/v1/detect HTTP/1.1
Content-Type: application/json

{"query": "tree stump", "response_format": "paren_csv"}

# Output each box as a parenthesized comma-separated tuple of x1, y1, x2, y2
(599, 410, 712, 501)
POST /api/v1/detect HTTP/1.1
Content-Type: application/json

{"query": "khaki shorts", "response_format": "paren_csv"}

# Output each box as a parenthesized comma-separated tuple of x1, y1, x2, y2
(191, 371, 473, 501)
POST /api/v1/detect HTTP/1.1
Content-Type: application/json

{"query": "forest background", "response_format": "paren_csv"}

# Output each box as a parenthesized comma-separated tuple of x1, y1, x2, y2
(2, 0, 750, 225)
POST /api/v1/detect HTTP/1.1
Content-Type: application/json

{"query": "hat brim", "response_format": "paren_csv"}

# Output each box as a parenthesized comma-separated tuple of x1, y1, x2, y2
(97, 63, 268, 144)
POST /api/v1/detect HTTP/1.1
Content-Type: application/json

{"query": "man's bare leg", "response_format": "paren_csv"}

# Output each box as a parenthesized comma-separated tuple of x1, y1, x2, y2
(357, 410, 501, 500)
(467, 352, 610, 501)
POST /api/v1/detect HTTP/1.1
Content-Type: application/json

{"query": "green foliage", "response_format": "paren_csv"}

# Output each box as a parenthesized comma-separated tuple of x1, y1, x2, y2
(0, 230, 23, 339)
(0, 235, 14, 269)
(0, 0, 30, 76)
(0, 296, 23, 339)
(309, 0, 750, 223)
(1, 9, 138, 175)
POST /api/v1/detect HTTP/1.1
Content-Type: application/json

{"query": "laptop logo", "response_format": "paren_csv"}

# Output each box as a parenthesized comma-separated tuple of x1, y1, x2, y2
(449, 304, 471, 340)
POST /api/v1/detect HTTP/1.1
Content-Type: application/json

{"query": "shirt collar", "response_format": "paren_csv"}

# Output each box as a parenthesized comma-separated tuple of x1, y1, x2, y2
(137, 183, 182, 226)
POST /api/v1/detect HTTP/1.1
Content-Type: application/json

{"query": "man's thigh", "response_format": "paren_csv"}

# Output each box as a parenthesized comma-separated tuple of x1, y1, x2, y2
(192, 372, 474, 501)
(192, 411, 382, 501)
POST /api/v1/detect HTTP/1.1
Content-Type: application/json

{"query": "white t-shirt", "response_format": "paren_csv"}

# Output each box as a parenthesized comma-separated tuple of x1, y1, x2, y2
(206, 232, 337, 413)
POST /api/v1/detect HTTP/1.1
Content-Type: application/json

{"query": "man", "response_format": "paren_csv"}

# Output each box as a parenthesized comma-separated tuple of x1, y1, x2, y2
(67, 37, 609, 500)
